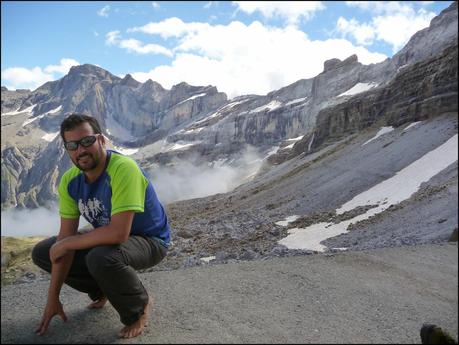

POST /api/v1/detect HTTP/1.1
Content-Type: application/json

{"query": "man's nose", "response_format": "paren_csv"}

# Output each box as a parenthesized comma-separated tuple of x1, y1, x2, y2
(76, 144, 88, 155)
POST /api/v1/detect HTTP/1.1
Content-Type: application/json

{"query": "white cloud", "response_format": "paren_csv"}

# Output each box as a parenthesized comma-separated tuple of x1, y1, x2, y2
(106, 30, 121, 45)
(340, 1, 437, 52)
(127, 19, 386, 98)
(1, 58, 80, 91)
(128, 17, 210, 39)
(337, 17, 375, 46)
(232, 1, 325, 25)
(373, 9, 435, 52)
(97, 5, 110, 17)
(204, 1, 217, 9)
(105, 31, 172, 57)
(44, 58, 80, 74)
(119, 39, 173, 56)
(152, 2, 160, 9)
(1, 67, 52, 91)
(346, 1, 436, 14)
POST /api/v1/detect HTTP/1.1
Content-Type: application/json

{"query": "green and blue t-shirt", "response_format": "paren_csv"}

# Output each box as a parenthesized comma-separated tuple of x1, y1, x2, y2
(58, 150, 170, 246)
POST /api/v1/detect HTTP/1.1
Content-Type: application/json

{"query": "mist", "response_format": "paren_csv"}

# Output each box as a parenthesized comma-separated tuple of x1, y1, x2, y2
(1, 207, 89, 237)
(1, 146, 266, 236)
(148, 145, 265, 205)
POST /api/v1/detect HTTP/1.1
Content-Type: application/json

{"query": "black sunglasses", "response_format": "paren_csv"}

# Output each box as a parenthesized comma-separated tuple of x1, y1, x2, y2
(64, 135, 99, 151)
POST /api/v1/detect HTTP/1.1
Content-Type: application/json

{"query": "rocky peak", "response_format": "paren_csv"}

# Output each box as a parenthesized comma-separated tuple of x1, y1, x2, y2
(323, 54, 359, 73)
(391, 1, 457, 68)
(142, 79, 166, 92)
(171, 81, 193, 92)
(67, 64, 116, 81)
(120, 74, 141, 88)
(430, 1, 457, 27)
(170, 82, 205, 102)
(1, 86, 8, 91)
(323, 58, 341, 72)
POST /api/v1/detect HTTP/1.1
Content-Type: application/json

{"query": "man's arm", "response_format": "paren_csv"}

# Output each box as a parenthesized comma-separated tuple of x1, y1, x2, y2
(35, 217, 79, 335)
(49, 211, 134, 264)
(49, 218, 79, 294)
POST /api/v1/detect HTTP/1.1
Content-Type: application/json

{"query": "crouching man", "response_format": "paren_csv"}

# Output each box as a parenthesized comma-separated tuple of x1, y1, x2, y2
(32, 113, 171, 339)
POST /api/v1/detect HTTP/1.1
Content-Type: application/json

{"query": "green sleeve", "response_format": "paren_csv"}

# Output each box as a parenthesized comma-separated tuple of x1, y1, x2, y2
(109, 158, 147, 216)
(58, 171, 80, 219)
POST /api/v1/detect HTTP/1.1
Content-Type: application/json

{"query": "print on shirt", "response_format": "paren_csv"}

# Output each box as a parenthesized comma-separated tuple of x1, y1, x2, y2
(78, 197, 110, 226)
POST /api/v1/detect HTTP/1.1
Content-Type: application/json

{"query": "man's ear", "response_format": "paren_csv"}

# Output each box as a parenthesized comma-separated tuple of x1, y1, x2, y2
(100, 134, 106, 146)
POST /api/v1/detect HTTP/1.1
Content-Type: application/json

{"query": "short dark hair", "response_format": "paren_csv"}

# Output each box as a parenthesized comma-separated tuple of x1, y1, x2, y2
(60, 113, 102, 141)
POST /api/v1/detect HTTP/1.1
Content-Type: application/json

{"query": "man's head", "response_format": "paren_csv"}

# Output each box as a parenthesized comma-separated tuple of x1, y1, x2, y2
(60, 113, 106, 172)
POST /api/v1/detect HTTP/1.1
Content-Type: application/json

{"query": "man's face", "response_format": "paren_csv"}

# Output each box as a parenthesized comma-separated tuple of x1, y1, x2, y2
(63, 122, 105, 172)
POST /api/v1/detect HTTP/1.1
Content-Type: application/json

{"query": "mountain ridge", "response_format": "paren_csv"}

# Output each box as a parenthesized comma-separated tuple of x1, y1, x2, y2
(2, 3, 457, 234)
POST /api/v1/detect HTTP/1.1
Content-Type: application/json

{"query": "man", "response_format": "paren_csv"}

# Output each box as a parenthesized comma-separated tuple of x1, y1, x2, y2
(31, 113, 170, 339)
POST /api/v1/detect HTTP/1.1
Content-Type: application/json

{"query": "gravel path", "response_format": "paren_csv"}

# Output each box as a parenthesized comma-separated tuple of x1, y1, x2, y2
(1, 243, 457, 344)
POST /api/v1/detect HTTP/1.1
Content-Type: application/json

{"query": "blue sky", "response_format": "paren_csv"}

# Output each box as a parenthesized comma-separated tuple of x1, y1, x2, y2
(1, 1, 453, 98)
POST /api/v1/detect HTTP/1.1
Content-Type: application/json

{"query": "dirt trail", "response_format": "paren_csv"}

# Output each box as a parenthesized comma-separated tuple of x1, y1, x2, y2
(1, 243, 457, 344)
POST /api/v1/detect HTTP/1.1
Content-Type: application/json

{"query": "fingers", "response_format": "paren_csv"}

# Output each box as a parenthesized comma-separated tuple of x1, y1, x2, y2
(59, 311, 68, 323)
(35, 316, 51, 336)
(35, 310, 67, 336)
(34, 319, 44, 334)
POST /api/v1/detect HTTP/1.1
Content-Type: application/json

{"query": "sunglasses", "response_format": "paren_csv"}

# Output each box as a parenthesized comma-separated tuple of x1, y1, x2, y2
(64, 135, 99, 151)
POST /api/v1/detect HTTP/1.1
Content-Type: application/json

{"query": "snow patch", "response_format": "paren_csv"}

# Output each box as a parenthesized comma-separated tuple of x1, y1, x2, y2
(275, 215, 300, 227)
(403, 121, 423, 132)
(286, 97, 308, 106)
(337, 82, 378, 97)
(104, 114, 137, 142)
(112, 147, 139, 155)
(264, 146, 280, 159)
(283, 135, 304, 150)
(250, 100, 283, 113)
(177, 93, 207, 105)
(167, 142, 197, 152)
(279, 134, 458, 252)
(200, 256, 216, 263)
(286, 135, 304, 142)
(183, 127, 204, 134)
(191, 100, 247, 127)
(2, 104, 36, 116)
(362, 127, 394, 146)
(41, 131, 60, 142)
(22, 105, 62, 127)
(308, 133, 315, 152)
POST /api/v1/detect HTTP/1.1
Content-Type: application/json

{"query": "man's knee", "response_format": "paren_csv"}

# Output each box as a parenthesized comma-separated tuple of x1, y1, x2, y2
(31, 236, 56, 271)
(86, 246, 122, 276)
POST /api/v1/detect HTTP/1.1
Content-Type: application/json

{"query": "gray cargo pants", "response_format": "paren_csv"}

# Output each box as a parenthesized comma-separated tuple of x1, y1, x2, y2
(31, 234, 167, 326)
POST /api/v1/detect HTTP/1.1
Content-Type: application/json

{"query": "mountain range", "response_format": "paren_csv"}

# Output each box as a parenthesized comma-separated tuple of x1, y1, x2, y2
(1, 2, 457, 270)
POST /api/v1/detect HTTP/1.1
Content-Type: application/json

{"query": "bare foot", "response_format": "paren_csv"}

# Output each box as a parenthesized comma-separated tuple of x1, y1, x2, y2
(118, 297, 153, 339)
(87, 297, 108, 309)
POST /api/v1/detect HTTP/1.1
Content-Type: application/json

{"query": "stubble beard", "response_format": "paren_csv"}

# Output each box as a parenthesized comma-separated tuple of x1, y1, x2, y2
(74, 150, 100, 171)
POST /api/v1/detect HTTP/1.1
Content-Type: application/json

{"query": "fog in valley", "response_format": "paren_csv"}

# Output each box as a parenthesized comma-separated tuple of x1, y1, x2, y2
(1, 146, 265, 237)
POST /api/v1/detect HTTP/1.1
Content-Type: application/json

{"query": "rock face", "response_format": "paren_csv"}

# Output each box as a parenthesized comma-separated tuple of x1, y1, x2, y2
(1, 66, 227, 208)
(1, 88, 32, 114)
(0, 1, 457, 210)
(310, 43, 458, 152)
(391, 1, 458, 69)
(1, 147, 32, 208)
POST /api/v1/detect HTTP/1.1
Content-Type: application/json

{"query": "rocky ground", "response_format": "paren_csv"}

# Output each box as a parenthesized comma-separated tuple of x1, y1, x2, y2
(1, 243, 457, 344)
(148, 114, 458, 272)
(1, 236, 48, 286)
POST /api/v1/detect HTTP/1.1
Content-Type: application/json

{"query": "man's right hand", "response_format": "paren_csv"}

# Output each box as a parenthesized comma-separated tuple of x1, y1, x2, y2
(35, 298, 68, 336)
